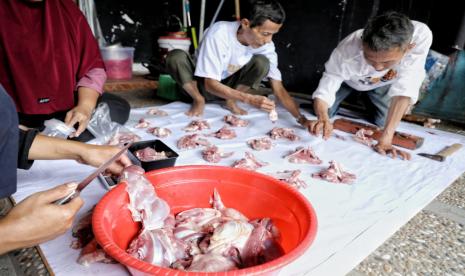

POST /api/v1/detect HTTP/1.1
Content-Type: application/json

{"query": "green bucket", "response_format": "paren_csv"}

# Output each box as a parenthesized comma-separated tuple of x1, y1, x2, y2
(157, 74, 182, 101)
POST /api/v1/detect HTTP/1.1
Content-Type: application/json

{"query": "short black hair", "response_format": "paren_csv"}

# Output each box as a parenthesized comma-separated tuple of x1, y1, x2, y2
(242, 0, 286, 28)
(362, 11, 414, 51)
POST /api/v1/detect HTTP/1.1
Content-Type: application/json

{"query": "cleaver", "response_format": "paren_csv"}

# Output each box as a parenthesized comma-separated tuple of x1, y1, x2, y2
(418, 143, 463, 162)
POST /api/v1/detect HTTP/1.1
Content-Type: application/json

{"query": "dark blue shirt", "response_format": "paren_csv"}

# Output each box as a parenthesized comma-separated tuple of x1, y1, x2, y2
(0, 84, 18, 198)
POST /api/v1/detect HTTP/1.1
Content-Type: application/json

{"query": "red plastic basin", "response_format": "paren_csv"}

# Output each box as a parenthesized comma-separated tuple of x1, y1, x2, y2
(92, 165, 317, 275)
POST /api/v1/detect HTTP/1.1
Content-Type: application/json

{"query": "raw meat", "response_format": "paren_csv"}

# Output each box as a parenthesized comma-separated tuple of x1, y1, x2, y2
(269, 109, 278, 123)
(147, 108, 168, 116)
(211, 188, 248, 221)
(134, 147, 168, 162)
(184, 120, 211, 132)
(269, 127, 300, 141)
(202, 146, 234, 163)
(224, 115, 249, 127)
(247, 137, 273, 151)
(177, 134, 210, 150)
(134, 118, 150, 128)
(273, 170, 307, 189)
(312, 161, 356, 184)
(208, 125, 237, 139)
(77, 239, 115, 266)
(232, 152, 269, 171)
(187, 253, 237, 272)
(107, 131, 141, 147)
(147, 127, 172, 138)
(285, 146, 322, 164)
(354, 128, 374, 146)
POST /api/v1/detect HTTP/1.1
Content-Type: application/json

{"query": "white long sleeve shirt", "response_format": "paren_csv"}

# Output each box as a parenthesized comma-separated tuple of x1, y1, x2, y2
(312, 21, 433, 107)
(194, 21, 282, 81)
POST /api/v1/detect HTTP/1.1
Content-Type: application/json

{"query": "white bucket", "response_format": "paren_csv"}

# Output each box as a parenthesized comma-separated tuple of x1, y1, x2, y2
(157, 36, 191, 52)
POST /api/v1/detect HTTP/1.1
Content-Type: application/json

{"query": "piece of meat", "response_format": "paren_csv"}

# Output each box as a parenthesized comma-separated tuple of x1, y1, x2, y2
(354, 128, 374, 146)
(147, 108, 168, 116)
(177, 134, 211, 150)
(202, 146, 234, 163)
(184, 120, 211, 132)
(187, 253, 238, 272)
(224, 115, 249, 127)
(206, 220, 254, 256)
(70, 208, 94, 249)
(174, 208, 223, 241)
(273, 170, 307, 189)
(134, 118, 150, 129)
(247, 137, 273, 151)
(312, 160, 356, 184)
(77, 239, 116, 266)
(284, 146, 322, 164)
(208, 125, 237, 140)
(107, 131, 141, 147)
(269, 127, 300, 141)
(211, 188, 248, 221)
(147, 127, 172, 138)
(134, 147, 168, 162)
(232, 152, 269, 171)
(269, 109, 278, 123)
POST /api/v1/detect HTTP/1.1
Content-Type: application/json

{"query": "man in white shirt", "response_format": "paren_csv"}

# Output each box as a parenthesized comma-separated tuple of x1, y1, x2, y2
(309, 11, 433, 160)
(166, 0, 310, 129)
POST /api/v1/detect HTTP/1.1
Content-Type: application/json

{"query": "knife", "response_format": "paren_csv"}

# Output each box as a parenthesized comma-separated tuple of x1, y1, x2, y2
(418, 143, 463, 162)
(54, 143, 131, 205)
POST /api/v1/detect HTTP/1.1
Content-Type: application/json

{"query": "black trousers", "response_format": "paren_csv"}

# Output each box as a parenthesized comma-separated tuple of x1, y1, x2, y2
(18, 93, 130, 142)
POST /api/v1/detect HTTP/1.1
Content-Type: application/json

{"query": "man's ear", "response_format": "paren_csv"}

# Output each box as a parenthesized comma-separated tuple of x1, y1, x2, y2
(241, 18, 251, 29)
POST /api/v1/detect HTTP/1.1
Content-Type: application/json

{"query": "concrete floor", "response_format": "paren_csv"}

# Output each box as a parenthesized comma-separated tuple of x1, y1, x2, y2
(115, 89, 465, 276)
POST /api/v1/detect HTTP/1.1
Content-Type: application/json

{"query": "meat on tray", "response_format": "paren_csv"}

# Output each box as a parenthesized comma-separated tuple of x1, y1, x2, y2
(247, 137, 273, 151)
(354, 128, 374, 146)
(269, 127, 300, 141)
(177, 134, 211, 150)
(147, 108, 168, 116)
(202, 146, 234, 163)
(312, 161, 356, 184)
(285, 146, 322, 164)
(184, 120, 211, 132)
(232, 152, 269, 171)
(147, 127, 172, 138)
(134, 147, 168, 162)
(207, 125, 237, 139)
(134, 118, 150, 129)
(273, 170, 307, 190)
(108, 131, 141, 147)
(269, 109, 278, 123)
(224, 114, 249, 127)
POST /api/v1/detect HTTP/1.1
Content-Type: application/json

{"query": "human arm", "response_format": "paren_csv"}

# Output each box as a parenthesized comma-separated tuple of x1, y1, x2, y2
(0, 183, 83, 254)
(65, 87, 100, 138)
(27, 134, 131, 174)
(373, 96, 411, 160)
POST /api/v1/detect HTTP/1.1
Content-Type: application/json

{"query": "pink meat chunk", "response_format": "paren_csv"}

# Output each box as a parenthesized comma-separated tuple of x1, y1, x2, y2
(177, 134, 211, 150)
(274, 170, 307, 189)
(224, 114, 249, 127)
(202, 146, 234, 163)
(269, 127, 300, 141)
(134, 147, 168, 162)
(108, 131, 141, 147)
(147, 127, 172, 138)
(354, 128, 374, 146)
(285, 146, 322, 164)
(134, 118, 150, 128)
(232, 152, 269, 171)
(184, 120, 211, 132)
(147, 108, 168, 116)
(208, 125, 237, 139)
(312, 160, 356, 184)
(247, 137, 273, 151)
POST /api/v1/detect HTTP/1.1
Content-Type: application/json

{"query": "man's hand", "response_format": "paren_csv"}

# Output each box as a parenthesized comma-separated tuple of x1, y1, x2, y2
(77, 145, 132, 175)
(373, 135, 411, 160)
(65, 105, 93, 138)
(247, 95, 275, 112)
(308, 119, 333, 140)
(0, 183, 83, 254)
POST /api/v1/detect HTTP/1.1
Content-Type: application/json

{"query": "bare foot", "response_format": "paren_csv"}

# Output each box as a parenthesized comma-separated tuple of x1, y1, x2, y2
(225, 100, 248, 115)
(185, 99, 205, 117)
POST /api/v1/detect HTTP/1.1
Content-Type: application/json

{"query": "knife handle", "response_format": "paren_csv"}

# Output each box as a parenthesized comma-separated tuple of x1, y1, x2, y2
(437, 143, 463, 158)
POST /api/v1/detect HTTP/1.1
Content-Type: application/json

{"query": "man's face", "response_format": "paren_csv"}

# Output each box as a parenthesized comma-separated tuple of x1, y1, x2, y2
(362, 44, 412, 71)
(240, 19, 282, 49)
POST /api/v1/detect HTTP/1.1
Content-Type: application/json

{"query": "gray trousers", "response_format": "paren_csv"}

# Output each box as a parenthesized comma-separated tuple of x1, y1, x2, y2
(328, 83, 391, 127)
(165, 49, 270, 102)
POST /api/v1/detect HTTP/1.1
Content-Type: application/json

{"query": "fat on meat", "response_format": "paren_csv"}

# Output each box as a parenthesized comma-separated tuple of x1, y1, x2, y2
(134, 118, 150, 129)
(211, 188, 248, 221)
(224, 114, 249, 127)
(269, 127, 300, 141)
(202, 146, 234, 163)
(207, 125, 237, 139)
(147, 127, 172, 138)
(312, 160, 356, 184)
(354, 128, 374, 146)
(184, 120, 211, 132)
(147, 108, 168, 116)
(247, 137, 273, 151)
(232, 152, 269, 171)
(174, 208, 222, 241)
(273, 170, 308, 189)
(206, 220, 254, 256)
(177, 134, 211, 150)
(134, 147, 168, 162)
(285, 146, 322, 164)
(187, 253, 237, 272)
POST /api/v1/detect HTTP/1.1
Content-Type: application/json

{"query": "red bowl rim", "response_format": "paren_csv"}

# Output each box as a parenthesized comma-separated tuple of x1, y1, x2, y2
(92, 165, 318, 275)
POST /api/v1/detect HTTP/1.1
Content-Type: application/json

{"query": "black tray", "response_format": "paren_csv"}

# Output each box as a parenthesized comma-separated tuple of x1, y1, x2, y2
(129, 139, 179, 172)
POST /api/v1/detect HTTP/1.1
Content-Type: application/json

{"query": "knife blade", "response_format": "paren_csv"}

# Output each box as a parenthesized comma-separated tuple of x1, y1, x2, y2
(54, 143, 131, 205)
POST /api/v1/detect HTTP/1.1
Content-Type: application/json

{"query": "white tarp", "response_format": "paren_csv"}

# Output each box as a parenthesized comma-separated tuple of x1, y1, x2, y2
(14, 101, 465, 276)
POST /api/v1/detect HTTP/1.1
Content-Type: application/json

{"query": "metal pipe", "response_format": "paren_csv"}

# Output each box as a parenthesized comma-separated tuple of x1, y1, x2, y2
(452, 9, 465, 50)
(210, 0, 226, 28)
(199, 0, 206, 41)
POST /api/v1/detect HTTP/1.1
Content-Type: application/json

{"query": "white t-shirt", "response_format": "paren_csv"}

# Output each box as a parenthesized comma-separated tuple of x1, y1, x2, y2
(312, 21, 433, 107)
(194, 21, 282, 81)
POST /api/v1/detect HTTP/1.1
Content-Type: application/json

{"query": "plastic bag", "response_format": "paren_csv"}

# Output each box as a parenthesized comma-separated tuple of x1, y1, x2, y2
(87, 102, 140, 146)
(41, 118, 76, 139)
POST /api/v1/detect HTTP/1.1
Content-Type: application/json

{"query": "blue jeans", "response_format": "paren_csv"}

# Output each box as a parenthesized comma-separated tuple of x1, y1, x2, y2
(328, 83, 391, 127)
